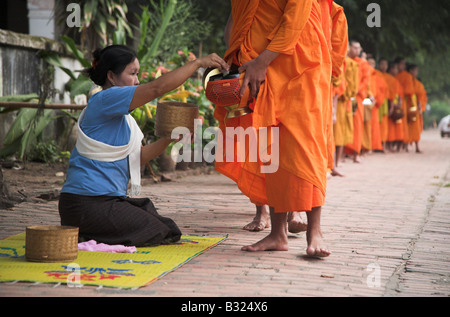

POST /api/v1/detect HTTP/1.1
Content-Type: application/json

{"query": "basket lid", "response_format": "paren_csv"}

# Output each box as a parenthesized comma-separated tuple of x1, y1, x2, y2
(26, 225, 78, 232)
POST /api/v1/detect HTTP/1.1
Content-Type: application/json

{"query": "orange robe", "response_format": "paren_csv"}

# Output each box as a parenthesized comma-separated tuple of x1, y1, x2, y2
(383, 73, 404, 142)
(379, 101, 389, 143)
(378, 73, 390, 144)
(318, 0, 334, 171)
(345, 57, 370, 154)
(342, 57, 358, 145)
(369, 68, 388, 151)
(362, 63, 376, 151)
(333, 62, 347, 146)
(317, 0, 348, 169)
(396, 70, 414, 143)
(415, 79, 427, 134)
(327, 1, 348, 166)
(407, 77, 423, 142)
(330, 2, 348, 79)
(214, 0, 332, 213)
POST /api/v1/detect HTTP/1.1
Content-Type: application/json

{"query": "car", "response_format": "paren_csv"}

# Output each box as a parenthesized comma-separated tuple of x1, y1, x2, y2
(438, 115, 450, 138)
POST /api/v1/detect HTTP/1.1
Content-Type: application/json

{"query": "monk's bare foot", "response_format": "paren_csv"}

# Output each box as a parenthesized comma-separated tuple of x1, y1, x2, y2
(243, 219, 269, 231)
(243, 206, 270, 232)
(241, 233, 289, 252)
(288, 212, 307, 233)
(330, 169, 344, 177)
(306, 229, 330, 258)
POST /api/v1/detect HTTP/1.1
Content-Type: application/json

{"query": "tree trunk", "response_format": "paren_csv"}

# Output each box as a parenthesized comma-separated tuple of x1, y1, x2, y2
(0, 168, 15, 209)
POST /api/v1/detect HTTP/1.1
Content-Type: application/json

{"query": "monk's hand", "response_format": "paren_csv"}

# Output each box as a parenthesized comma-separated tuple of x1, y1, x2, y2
(196, 53, 229, 73)
(238, 58, 267, 98)
(238, 50, 279, 98)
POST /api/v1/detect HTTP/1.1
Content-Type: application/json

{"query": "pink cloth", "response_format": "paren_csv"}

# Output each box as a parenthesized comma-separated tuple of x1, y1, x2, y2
(78, 240, 137, 253)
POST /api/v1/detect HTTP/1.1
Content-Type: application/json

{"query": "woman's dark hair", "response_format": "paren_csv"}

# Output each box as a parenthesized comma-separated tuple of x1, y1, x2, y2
(85, 45, 137, 87)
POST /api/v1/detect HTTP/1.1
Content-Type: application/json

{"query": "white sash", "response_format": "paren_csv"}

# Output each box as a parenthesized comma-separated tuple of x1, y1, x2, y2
(75, 108, 144, 197)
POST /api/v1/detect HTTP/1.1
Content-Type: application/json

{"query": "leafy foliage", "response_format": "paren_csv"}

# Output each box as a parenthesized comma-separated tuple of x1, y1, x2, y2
(0, 108, 56, 159)
(57, 0, 133, 52)
(191, 0, 231, 57)
(136, 0, 211, 64)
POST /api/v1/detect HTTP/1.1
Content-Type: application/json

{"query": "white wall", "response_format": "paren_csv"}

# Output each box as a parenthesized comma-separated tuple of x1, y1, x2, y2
(27, 0, 55, 39)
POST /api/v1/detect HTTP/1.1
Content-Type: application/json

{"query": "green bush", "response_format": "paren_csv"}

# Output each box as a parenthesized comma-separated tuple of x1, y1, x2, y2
(424, 99, 450, 129)
(29, 140, 59, 163)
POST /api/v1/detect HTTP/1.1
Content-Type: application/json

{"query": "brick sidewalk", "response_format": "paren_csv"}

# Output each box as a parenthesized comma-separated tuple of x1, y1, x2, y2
(1, 129, 449, 297)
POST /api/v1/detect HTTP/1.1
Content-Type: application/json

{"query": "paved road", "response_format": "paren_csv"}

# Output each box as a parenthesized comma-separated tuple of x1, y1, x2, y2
(1, 129, 449, 297)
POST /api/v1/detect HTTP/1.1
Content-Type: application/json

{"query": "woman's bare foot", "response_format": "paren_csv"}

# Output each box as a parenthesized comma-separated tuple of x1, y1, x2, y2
(243, 205, 270, 231)
(288, 212, 307, 233)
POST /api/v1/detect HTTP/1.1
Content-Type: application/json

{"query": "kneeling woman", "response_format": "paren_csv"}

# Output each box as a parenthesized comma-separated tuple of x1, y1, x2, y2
(59, 45, 228, 246)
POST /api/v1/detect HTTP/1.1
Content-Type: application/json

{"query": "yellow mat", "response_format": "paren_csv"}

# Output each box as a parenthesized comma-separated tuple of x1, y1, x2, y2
(0, 233, 227, 289)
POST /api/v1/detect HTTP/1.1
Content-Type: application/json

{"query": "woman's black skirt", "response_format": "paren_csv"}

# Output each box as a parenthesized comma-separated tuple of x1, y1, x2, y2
(58, 193, 182, 247)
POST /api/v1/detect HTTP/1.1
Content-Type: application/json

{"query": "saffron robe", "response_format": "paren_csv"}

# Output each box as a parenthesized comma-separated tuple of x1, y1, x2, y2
(383, 73, 404, 142)
(327, 1, 348, 166)
(361, 63, 376, 151)
(345, 56, 370, 154)
(414, 78, 427, 135)
(329, 2, 349, 147)
(369, 68, 388, 151)
(396, 70, 414, 143)
(407, 77, 425, 142)
(342, 57, 358, 145)
(214, 0, 332, 212)
(333, 62, 347, 146)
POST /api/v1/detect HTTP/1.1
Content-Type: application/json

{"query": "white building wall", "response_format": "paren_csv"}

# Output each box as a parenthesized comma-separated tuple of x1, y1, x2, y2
(27, 0, 55, 39)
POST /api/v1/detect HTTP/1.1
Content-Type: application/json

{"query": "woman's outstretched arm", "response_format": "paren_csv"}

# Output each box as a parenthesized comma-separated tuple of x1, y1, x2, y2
(129, 53, 229, 111)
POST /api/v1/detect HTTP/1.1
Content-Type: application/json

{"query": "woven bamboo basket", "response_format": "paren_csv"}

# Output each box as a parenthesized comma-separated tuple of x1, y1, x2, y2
(25, 225, 79, 262)
(155, 101, 199, 139)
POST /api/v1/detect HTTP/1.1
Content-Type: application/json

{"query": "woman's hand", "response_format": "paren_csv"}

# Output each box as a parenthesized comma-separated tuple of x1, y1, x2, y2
(196, 53, 229, 72)
(130, 53, 228, 111)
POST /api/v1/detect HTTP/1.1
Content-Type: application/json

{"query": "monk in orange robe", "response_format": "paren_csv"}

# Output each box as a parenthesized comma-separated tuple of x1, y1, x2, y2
(328, 1, 349, 176)
(360, 52, 374, 153)
(394, 57, 411, 150)
(345, 40, 371, 163)
(384, 62, 404, 151)
(286, 0, 348, 232)
(414, 76, 427, 136)
(377, 58, 390, 149)
(342, 55, 358, 148)
(333, 61, 347, 166)
(367, 57, 388, 151)
(407, 64, 423, 153)
(215, 0, 332, 256)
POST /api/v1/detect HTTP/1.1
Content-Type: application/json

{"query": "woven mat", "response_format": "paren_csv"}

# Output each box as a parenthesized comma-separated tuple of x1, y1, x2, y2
(0, 233, 227, 289)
